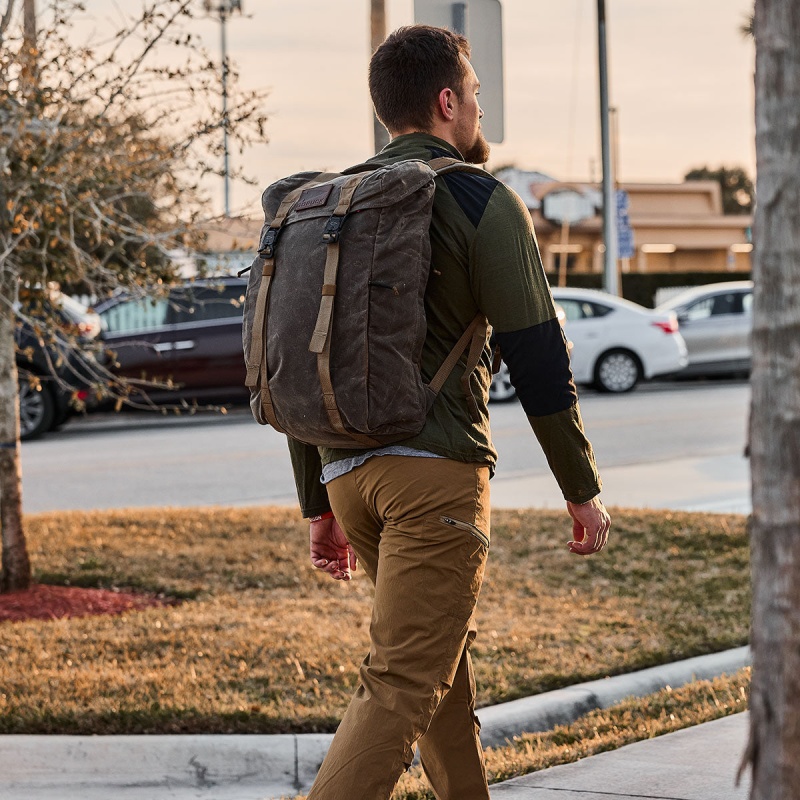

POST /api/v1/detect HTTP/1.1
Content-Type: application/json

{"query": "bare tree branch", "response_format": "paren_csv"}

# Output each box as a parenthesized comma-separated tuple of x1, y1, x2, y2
(0, 0, 16, 43)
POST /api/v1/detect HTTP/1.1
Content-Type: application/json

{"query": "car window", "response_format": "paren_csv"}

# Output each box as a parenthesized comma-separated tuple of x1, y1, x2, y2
(558, 299, 612, 321)
(685, 292, 743, 320)
(170, 285, 246, 324)
(100, 297, 169, 333)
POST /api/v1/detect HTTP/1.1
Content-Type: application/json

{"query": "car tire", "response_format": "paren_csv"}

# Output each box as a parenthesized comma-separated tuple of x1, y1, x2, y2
(593, 349, 641, 393)
(489, 362, 517, 403)
(18, 374, 56, 440)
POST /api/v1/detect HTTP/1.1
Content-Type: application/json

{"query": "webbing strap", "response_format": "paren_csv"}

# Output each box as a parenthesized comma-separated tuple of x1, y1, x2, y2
(461, 317, 489, 423)
(243, 258, 286, 432)
(309, 172, 377, 445)
(427, 314, 486, 398)
(263, 171, 340, 243)
(245, 171, 339, 431)
(317, 334, 383, 448)
(308, 241, 341, 355)
(309, 173, 367, 354)
(245, 257, 274, 389)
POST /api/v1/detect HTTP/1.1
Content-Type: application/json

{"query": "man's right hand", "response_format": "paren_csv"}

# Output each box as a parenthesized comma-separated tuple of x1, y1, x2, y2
(566, 496, 610, 556)
(310, 515, 357, 581)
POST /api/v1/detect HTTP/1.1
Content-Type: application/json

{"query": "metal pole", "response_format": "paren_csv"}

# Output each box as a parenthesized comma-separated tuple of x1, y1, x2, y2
(597, 0, 618, 295)
(451, 2, 469, 36)
(221, 4, 231, 218)
(371, 0, 389, 153)
(22, 0, 37, 90)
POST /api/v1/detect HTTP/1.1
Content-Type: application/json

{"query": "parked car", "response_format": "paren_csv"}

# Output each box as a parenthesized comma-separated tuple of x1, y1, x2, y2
(93, 277, 249, 406)
(655, 281, 753, 377)
(490, 288, 687, 400)
(16, 292, 102, 440)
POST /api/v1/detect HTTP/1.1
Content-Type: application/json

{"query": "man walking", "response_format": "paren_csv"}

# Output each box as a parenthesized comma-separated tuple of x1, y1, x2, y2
(286, 25, 610, 800)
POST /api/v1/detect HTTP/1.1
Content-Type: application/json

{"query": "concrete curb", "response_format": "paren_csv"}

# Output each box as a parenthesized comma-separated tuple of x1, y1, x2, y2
(1, 646, 750, 800)
(478, 645, 750, 748)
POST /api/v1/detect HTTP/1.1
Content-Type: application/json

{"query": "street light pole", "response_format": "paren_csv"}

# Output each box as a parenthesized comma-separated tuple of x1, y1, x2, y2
(370, 0, 389, 153)
(597, 0, 618, 295)
(205, 0, 242, 218)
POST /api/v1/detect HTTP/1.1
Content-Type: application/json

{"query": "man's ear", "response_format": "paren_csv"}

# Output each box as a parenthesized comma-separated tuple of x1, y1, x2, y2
(437, 87, 456, 122)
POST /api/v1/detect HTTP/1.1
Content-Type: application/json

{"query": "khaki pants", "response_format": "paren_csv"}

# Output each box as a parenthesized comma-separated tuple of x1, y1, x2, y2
(307, 456, 491, 800)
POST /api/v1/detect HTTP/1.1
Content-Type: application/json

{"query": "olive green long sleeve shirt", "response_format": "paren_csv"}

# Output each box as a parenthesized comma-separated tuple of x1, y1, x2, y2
(287, 133, 601, 517)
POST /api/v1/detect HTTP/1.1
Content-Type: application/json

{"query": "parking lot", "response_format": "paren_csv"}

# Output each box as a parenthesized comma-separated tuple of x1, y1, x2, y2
(21, 378, 750, 516)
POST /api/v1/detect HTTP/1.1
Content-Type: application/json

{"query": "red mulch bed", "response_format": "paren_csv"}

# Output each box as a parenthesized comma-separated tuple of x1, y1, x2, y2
(0, 584, 170, 623)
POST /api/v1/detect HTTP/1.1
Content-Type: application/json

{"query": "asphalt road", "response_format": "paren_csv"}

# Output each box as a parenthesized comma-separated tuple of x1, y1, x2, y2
(20, 379, 750, 515)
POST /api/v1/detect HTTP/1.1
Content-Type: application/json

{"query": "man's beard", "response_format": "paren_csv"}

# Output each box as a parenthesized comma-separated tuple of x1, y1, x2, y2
(461, 130, 491, 165)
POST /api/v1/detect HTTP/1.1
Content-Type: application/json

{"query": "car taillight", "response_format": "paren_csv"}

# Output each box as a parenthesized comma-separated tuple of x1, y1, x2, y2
(652, 318, 678, 334)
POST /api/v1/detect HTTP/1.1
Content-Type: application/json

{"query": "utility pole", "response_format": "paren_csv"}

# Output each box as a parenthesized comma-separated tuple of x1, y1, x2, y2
(22, 0, 37, 90)
(205, 0, 242, 218)
(596, 0, 618, 295)
(370, 0, 389, 153)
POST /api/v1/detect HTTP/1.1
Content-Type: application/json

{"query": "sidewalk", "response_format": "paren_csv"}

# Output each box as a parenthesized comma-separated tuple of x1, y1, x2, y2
(1, 647, 750, 800)
(492, 712, 749, 800)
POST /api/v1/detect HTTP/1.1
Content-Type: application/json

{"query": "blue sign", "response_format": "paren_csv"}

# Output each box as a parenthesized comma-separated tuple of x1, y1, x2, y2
(616, 189, 635, 259)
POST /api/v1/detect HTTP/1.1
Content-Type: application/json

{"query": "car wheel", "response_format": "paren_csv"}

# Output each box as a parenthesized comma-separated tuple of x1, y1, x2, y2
(594, 350, 641, 393)
(18, 375, 56, 440)
(489, 362, 516, 402)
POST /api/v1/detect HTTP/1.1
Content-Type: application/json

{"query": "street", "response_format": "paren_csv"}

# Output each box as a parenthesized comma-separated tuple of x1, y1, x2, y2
(20, 379, 750, 515)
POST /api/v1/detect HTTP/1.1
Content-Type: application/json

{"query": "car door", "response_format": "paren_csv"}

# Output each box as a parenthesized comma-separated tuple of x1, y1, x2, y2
(678, 289, 751, 367)
(99, 295, 181, 387)
(164, 283, 248, 399)
(556, 298, 612, 383)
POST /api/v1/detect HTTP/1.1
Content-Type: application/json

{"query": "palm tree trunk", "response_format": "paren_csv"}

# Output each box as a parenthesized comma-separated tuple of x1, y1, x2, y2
(747, 0, 800, 795)
(0, 271, 30, 592)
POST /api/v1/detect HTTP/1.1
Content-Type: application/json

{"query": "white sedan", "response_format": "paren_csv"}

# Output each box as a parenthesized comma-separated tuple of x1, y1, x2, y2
(489, 288, 687, 399)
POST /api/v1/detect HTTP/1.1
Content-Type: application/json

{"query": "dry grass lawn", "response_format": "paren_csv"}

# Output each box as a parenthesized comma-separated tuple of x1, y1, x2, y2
(0, 506, 749, 734)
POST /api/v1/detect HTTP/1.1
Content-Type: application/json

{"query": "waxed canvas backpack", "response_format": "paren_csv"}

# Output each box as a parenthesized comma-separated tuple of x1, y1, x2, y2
(241, 157, 488, 449)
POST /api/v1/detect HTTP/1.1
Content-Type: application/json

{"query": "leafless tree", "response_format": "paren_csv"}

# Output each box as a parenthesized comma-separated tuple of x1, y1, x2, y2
(742, 0, 800, 795)
(0, 0, 266, 590)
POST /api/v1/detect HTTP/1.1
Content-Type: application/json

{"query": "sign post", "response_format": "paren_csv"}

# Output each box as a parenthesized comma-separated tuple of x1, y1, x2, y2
(414, 0, 505, 143)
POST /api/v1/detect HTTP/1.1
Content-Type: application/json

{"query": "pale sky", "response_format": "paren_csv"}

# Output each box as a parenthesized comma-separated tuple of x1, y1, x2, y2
(73, 0, 757, 218)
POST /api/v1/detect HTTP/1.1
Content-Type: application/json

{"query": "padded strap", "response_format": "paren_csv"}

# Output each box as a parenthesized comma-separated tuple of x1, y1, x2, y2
(428, 157, 491, 179)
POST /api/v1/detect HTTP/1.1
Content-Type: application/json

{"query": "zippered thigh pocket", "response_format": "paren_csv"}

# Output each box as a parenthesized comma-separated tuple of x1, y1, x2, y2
(439, 515, 490, 549)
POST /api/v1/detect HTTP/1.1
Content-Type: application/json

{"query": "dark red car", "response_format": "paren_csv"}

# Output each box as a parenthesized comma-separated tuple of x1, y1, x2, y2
(94, 277, 249, 406)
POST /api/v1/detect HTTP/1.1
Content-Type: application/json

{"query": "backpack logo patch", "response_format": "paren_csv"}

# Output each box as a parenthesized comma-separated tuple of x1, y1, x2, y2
(295, 184, 334, 211)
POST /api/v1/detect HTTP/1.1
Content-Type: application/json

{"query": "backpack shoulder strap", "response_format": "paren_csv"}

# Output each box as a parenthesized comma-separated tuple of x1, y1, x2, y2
(427, 157, 491, 178)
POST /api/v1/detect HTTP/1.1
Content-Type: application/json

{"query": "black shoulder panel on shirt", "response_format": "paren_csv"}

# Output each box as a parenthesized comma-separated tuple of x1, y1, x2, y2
(426, 145, 499, 229)
(494, 318, 578, 417)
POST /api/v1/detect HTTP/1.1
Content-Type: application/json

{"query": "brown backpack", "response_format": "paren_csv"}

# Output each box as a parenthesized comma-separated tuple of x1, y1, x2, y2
(242, 157, 488, 448)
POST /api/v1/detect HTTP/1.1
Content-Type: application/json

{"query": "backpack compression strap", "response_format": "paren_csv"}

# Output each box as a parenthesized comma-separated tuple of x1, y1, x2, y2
(308, 172, 383, 448)
(246, 172, 339, 433)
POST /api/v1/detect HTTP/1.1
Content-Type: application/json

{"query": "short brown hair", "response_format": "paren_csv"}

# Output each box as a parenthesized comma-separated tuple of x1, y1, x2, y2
(369, 25, 471, 134)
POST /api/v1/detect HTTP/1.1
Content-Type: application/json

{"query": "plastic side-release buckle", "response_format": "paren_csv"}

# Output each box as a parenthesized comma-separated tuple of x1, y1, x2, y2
(259, 227, 281, 258)
(322, 214, 347, 243)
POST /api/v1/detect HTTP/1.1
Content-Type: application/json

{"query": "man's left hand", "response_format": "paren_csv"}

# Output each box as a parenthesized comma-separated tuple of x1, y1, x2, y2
(566, 497, 611, 556)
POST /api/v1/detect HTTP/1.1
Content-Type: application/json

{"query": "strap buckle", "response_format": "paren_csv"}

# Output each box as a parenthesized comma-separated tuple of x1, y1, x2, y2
(258, 227, 281, 258)
(322, 214, 347, 243)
